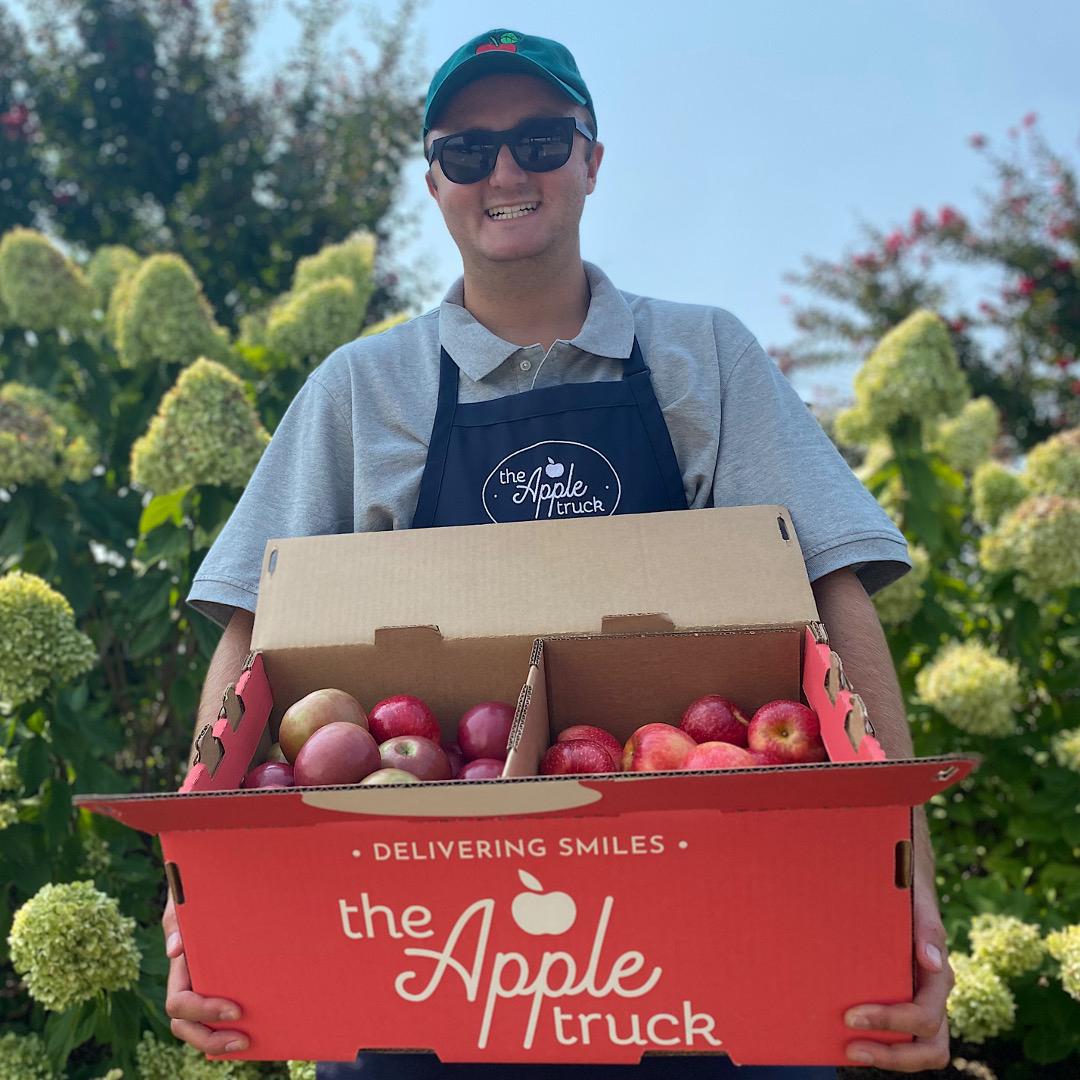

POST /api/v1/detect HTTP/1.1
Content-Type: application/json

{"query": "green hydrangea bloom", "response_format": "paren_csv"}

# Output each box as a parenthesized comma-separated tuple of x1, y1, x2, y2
(0, 1031, 56, 1080)
(293, 231, 376, 317)
(969, 913, 1046, 978)
(914, 640, 1021, 737)
(85, 244, 140, 311)
(1051, 727, 1080, 772)
(1046, 925, 1080, 1001)
(288, 1064, 317, 1080)
(362, 312, 409, 337)
(978, 494, 1080, 600)
(0, 801, 18, 830)
(0, 383, 98, 488)
(972, 461, 1027, 527)
(266, 276, 361, 361)
(873, 544, 930, 626)
(837, 310, 970, 443)
(0, 285, 10, 328)
(115, 254, 230, 369)
(130, 358, 269, 494)
(135, 1031, 257, 1078)
(8, 880, 141, 1011)
(929, 397, 999, 474)
(93, 1071, 124, 1080)
(947, 953, 1016, 1043)
(79, 830, 113, 879)
(0, 228, 94, 333)
(0, 570, 97, 711)
(105, 262, 139, 348)
(0, 748, 18, 791)
(1024, 426, 1080, 498)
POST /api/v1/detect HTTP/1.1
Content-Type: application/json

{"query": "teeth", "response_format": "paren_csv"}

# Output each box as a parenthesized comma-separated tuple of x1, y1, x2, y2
(487, 203, 538, 219)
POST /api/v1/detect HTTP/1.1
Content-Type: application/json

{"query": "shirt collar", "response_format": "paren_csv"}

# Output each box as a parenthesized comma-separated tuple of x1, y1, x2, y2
(438, 261, 636, 383)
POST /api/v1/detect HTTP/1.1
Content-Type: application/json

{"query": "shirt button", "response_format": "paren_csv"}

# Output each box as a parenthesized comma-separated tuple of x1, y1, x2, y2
(520, 359, 532, 371)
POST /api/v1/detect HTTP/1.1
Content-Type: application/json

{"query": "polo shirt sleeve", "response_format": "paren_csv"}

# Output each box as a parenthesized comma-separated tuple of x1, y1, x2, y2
(711, 336, 911, 596)
(185, 373, 354, 629)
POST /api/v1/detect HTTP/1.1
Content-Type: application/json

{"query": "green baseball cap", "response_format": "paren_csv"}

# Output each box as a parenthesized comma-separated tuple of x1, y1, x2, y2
(423, 29, 596, 138)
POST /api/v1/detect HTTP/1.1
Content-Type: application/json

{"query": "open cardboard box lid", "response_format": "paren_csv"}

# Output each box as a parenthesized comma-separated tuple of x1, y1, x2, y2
(251, 505, 819, 652)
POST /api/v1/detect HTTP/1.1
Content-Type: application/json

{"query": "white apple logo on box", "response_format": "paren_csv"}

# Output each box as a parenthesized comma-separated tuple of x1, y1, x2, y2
(510, 869, 576, 935)
(545, 457, 565, 479)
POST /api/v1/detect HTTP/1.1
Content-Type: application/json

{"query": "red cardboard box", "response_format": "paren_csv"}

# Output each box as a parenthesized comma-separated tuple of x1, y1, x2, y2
(77, 506, 977, 1067)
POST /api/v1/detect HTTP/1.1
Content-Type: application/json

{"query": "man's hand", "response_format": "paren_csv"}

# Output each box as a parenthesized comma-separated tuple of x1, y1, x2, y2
(163, 894, 249, 1056)
(843, 884, 954, 1072)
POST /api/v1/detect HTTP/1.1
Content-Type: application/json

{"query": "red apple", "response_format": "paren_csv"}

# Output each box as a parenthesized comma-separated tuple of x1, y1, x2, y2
(369, 694, 440, 744)
(457, 758, 505, 780)
(683, 741, 757, 771)
(243, 761, 295, 788)
(294, 722, 380, 786)
(541, 740, 618, 776)
(378, 735, 451, 781)
(622, 723, 697, 772)
(557, 725, 622, 769)
(442, 743, 465, 778)
(457, 701, 515, 762)
(279, 688, 368, 763)
(747, 700, 827, 764)
(748, 748, 788, 767)
(360, 768, 421, 786)
(680, 695, 749, 747)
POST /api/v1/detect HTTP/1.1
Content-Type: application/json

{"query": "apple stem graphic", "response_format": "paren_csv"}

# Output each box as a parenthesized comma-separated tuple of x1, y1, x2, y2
(518, 868, 544, 893)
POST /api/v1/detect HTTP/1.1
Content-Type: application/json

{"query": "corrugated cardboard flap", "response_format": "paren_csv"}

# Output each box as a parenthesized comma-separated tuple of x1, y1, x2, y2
(251, 506, 818, 650)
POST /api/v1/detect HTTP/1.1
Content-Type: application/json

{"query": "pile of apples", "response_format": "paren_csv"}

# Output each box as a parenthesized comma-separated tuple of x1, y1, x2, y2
(539, 695, 827, 776)
(241, 690, 515, 788)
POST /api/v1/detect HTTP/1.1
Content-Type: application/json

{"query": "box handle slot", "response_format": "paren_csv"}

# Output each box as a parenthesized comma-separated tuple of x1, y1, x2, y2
(165, 861, 185, 905)
(267, 547, 278, 575)
(373, 625, 443, 645)
(894, 840, 912, 888)
(600, 613, 674, 634)
(191, 724, 224, 776)
(936, 765, 958, 782)
(777, 514, 790, 541)
(219, 683, 244, 732)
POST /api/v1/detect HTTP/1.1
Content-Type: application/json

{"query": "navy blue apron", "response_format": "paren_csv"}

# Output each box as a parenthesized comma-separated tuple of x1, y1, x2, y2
(319, 338, 836, 1079)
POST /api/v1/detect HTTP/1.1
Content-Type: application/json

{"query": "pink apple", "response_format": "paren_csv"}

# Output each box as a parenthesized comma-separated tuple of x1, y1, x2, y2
(378, 735, 451, 781)
(557, 725, 622, 769)
(541, 739, 619, 776)
(457, 701, 515, 762)
(294, 722, 380, 786)
(242, 761, 295, 788)
(747, 700, 827, 764)
(683, 741, 757, 771)
(680, 695, 749, 747)
(457, 758, 505, 780)
(278, 688, 368, 763)
(748, 748, 787, 767)
(360, 768, 421, 786)
(622, 723, 697, 772)
(443, 743, 465, 778)
(369, 694, 441, 744)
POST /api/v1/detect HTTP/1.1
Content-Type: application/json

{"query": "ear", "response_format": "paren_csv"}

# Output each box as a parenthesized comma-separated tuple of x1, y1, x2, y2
(425, 168, 439, 200)
(585, 140, 604, 196)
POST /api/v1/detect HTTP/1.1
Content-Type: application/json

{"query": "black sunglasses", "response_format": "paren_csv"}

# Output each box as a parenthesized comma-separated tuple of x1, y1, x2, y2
(426, 115, 595, 185)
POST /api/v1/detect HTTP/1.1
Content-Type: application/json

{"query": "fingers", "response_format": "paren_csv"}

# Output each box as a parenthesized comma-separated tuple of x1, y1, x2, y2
(846, 1015, 950, 1073)
(165, 947, 248, 1054)
(161, 896, 182, 958)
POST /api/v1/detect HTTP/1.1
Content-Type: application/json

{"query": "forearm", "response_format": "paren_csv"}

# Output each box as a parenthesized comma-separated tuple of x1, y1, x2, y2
(187, 608, 256, 764)
(810, 568, 937, 904)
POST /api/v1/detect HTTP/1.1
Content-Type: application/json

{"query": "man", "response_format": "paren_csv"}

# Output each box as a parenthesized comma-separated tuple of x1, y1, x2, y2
(165, 29, 953, 1079)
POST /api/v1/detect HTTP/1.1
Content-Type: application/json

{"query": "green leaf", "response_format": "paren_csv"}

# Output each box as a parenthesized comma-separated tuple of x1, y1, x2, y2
(139, 486, 192, 535)
(127, 614, 176, 660)
(0, 493, 32, 559)
(40, 775, 73, 846)
(44, 999, 96, 1072)
(17, 735, 53, 792)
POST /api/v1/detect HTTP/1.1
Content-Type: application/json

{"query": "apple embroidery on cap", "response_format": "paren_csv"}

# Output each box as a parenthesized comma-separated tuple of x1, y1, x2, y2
(545, 457, 565, 478)
(510, 869, 577, 935)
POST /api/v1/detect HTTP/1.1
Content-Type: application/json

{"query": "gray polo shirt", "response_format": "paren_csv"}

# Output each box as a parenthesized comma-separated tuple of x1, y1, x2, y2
(187, 261, 910, 629)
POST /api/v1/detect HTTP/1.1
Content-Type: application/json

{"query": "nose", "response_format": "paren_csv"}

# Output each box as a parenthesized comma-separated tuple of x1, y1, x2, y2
(489, 142, 528, 186)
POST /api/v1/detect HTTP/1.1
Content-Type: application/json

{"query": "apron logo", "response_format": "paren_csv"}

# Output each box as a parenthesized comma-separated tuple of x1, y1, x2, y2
(482, 440, 622, 523)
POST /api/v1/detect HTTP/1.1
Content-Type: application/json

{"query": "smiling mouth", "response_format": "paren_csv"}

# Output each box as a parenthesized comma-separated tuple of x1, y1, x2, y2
(486, 202, 539, 220)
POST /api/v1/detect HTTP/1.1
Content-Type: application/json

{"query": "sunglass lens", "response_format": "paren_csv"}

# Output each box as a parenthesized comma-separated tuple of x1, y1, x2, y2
(511, 119, 574, 172)
(440, 134, 497, 183)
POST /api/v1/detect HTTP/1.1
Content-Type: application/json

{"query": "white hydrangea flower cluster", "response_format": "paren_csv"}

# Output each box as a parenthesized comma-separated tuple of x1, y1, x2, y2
(79, 830, 113, 880)
(972, 461, 1027, 527)
(946, 953, 1016, 1043)
(0, 747, 18, 791)
(85, 244, 140, 311)
(914, 640, 1021, 737)
(92, 1071, 124, 1080)
(968, 913, 1046, 978)
(293, 232, 377, 306)
(0, 1031, 56, 1080)
(1050, 727, 1080, 772)
(287, 1063, 317, 1080)
(1046, 925, 1080, 1001)
(0, 570, 97, 711)
(130, 358, 270, 495)
(929, 396, 999, 474)
(978, 494, 1080, 600)
(0, 228, 94, 333)
(873, 544, 930, 626)
(1024, 427, 1080, 498)
(834, 310, 970, 445)
(0, 382, 98, 488)
(8, 880, 141, 1011)
(135, 1032, 258, 1078)
(113, 255, 231, 369)
(0, 802, 18, 830)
